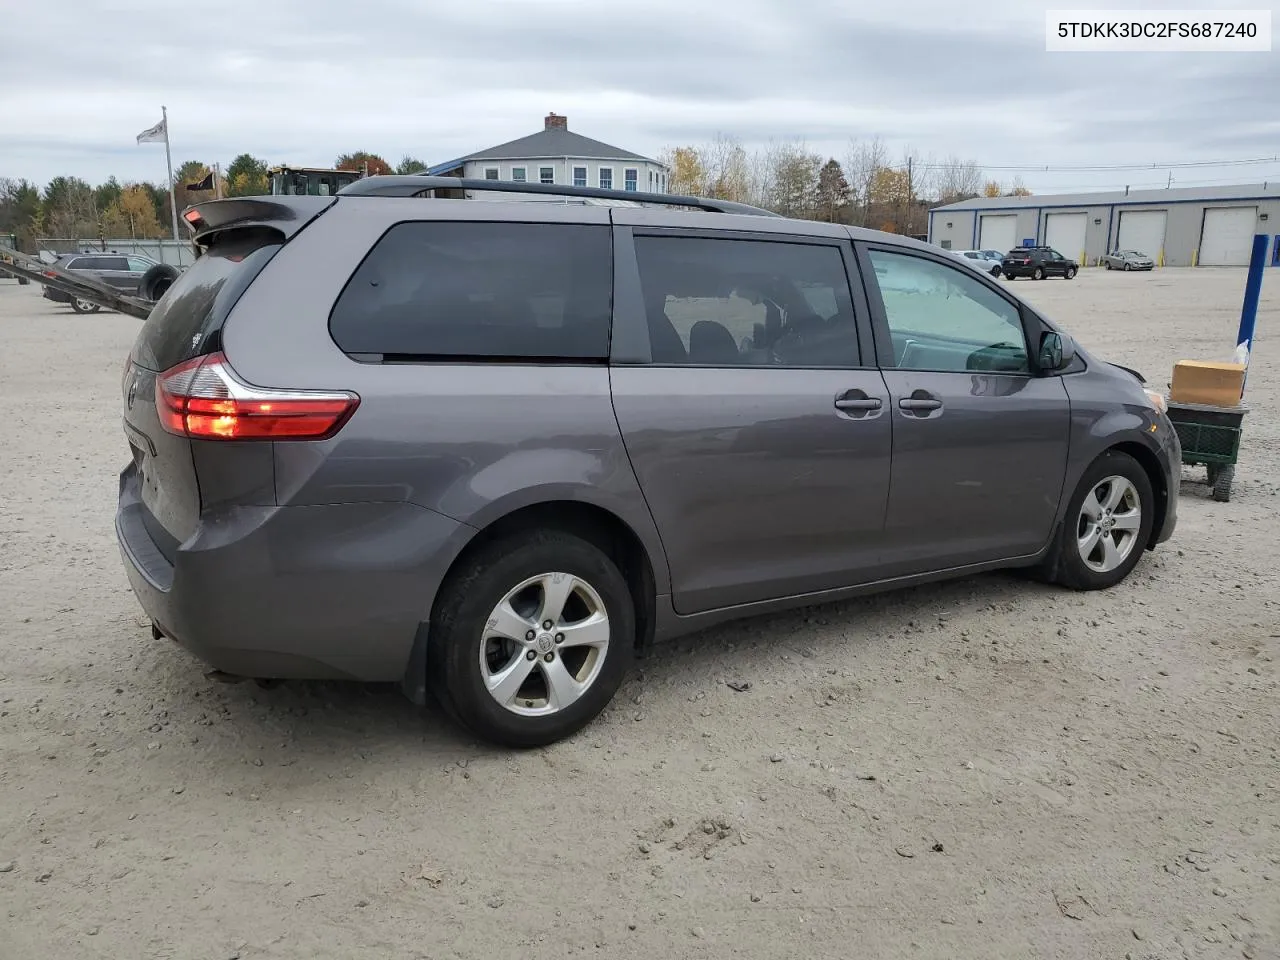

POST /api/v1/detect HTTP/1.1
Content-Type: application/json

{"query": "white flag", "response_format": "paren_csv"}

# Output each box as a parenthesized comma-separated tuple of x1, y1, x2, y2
(136, 118, 167, 144)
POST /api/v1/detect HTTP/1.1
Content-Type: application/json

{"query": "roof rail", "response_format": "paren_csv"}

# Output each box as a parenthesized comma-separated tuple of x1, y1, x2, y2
(335, 175, 781, 217)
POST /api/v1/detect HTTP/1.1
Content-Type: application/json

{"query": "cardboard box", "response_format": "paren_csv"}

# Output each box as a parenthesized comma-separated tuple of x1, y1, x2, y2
(1170, 360, 1246, 407)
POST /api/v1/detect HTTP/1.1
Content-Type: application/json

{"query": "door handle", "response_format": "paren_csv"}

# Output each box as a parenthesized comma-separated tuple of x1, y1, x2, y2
(899, 397, 943, 412)
(834, 396, 882, 411)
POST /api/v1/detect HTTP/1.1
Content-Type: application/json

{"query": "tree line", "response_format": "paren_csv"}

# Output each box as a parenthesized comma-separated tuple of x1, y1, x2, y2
(661, 135, 1030, 236)
(0, 152, 425, 249)
(1, 138, 1028, 250)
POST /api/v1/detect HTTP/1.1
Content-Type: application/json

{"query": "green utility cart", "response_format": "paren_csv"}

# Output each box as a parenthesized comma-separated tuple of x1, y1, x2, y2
(1166, 400, 1248, 503)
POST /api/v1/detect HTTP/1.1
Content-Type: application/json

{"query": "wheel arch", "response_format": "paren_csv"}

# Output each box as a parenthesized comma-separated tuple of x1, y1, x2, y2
(403, 494, 664, 702)
(1106, 440, 1169, 549)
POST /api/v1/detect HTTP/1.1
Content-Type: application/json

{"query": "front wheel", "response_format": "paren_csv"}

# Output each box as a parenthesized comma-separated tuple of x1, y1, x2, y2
(1123, 262, 1132, 271)
(428, 530, 635, 747)
(1032, 266, 1045, 280)
(1049, 451, 1154, 590)
(70, 297, 101, 314)
(1064, 266, 1077, 279)
(1104, 260, 1113, 270)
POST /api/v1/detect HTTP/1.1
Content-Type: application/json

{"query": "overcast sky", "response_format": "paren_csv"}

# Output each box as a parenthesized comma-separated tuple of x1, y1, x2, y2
(3, 0, 1277, 194)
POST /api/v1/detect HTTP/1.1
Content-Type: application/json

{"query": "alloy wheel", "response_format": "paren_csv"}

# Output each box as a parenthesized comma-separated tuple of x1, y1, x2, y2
(479, 572, 611, 717)
(1076, 476, 1142, 573)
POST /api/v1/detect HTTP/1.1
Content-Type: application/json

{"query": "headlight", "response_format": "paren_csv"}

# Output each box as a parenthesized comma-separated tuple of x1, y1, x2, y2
(1143, 389, 1167, 414)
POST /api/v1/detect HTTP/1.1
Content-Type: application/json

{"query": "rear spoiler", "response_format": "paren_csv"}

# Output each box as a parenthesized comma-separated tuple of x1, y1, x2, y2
(182, 195, 336, 250)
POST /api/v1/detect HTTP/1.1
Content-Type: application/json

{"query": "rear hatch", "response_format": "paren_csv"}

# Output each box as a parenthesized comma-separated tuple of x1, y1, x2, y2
(123, 234, 284, 557)
(121, 197, 334, 560)
(1003, 250, 1032, 264)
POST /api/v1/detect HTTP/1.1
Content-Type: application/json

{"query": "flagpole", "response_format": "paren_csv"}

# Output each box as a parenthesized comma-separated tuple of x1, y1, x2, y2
(162, 105, 180, 242)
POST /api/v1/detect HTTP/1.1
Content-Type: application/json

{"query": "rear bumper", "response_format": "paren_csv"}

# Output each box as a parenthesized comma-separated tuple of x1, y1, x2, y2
(116, 464, 470, 681)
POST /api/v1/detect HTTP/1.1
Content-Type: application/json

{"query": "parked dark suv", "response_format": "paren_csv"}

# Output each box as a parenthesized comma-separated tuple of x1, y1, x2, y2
(1002, 246, 1079, 280)
(42, 251, 181, 312)
(116, 177, 1179, 746)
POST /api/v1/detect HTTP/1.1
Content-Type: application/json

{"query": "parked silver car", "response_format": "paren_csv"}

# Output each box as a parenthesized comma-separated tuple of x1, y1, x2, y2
(950, 249, 1003, 276)
(1101, 249, 1155, 271)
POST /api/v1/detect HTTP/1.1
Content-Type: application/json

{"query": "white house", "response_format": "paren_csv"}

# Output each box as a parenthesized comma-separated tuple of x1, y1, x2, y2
(427, 113, 670, 195)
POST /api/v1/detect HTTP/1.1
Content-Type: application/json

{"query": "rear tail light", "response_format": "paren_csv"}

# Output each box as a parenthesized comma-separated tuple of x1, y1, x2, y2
(156, 352, 359, 441)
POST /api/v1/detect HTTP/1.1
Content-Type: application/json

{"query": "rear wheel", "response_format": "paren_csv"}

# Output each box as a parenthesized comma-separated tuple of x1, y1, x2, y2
(1049, 451, 1154, 590)
(70, 297, 101, 314)
(428, 530, 634, 747)
(990, 264, 1001, 277)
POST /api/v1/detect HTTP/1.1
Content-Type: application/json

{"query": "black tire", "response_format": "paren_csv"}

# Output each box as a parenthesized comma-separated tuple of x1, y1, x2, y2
(1032, 266, 1045, 280)
(1064, 266, 1077, 279)
(18, 276, 30, 285)
(990, 265, 1001, 277)
(1123, 262, 1131, 271)
(1211, 464, 1234, 503)
(139, 263, 180, 302)
(1104, 260, 1112, 270)
(70, 297, 101, 314)
(1049, 450, 1155, 591)
(428, 530, 635, 747)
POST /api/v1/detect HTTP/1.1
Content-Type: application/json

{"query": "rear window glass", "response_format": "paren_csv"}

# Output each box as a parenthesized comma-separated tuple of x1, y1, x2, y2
(130, 235, 280, 372)
(328, 222, 612, 361)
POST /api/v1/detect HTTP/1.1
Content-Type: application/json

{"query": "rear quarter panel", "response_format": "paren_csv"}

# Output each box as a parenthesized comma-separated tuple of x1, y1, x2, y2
(218, 198, 672, 600)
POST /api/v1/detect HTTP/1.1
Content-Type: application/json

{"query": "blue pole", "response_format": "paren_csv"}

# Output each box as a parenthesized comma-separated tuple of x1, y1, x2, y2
(1237, 233, 1269, 399)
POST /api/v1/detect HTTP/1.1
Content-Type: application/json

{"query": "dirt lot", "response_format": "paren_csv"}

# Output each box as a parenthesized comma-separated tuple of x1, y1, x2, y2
(1, 269, 1276, 960)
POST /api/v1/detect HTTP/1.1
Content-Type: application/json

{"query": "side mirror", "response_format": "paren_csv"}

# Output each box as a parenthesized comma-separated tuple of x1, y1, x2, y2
(1038, 331, 1075, 372)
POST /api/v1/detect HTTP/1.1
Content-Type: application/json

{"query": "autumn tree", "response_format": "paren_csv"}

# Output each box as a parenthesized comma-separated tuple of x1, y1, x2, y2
(815, 159, 851, 223)
(42, 176, 98, 237)
(702, 135, 754, 203)
(1005, 177, 1032, 197)
(396, 155, 428, 175)
(845, 136, 889, 228)
(933, 156, 983, 204)
(336, 152, 392, 176)
(103, 184, 165, 239)
(765, 141, 821, 218)
(982, 180, 1003, 198)
(662, 146, 707, 197)
(225, 153, 270, 197)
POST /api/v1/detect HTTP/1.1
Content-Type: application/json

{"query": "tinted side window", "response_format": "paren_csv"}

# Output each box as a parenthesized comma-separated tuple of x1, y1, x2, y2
(102, 257, 130, 271)
(633, 236, 859, 368)
(329, 222, 612, 361)
(868, 249, 1028, 374)
(68, 257, 99, 270)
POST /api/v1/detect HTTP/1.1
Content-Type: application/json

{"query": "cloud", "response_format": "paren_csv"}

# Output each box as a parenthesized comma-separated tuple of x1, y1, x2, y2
(2, 0, 1277, 193)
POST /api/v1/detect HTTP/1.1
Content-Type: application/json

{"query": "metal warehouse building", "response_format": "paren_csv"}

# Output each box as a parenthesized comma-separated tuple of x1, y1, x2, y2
(929, 183, 1280, 267)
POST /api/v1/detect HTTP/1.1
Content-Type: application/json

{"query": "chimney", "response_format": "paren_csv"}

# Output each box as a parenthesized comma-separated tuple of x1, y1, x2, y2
(544, 112, 568, 131)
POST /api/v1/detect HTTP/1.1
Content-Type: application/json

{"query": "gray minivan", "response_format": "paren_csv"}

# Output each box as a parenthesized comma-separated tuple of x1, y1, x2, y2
(116, 177, 1180, 746)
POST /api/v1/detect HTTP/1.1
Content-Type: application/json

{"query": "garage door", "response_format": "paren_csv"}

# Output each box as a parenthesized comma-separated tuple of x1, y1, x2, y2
(1044, 212, 1087, 263)
(978, 214, 1018, 254)
(1199, 207, 1257, 266)
(1117, 210, 1167, 259)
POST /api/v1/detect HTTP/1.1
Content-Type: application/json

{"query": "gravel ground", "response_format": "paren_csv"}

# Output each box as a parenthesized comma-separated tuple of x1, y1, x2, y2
(0, 269, 1276, 960)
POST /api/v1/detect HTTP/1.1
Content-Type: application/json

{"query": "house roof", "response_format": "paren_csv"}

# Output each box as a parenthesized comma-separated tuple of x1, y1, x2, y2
(428, 129, 658, 173)
(932, 182, 1280, 211)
